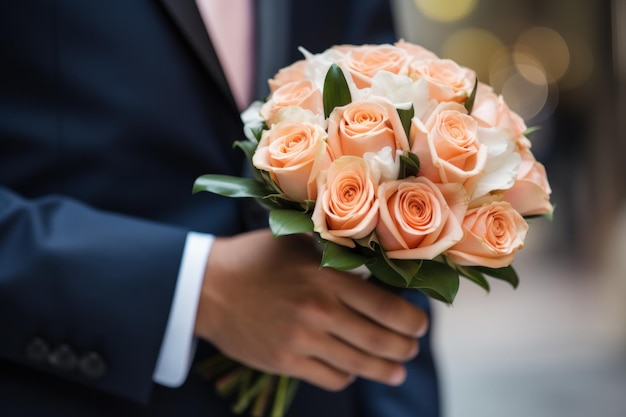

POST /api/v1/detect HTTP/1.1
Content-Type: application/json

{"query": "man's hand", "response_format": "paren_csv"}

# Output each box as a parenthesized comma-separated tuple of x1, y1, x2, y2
(194, 229, 428, 391)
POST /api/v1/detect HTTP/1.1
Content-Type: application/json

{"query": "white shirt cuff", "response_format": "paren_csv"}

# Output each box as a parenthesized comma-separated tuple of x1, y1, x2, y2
(152, 231, 215, 387)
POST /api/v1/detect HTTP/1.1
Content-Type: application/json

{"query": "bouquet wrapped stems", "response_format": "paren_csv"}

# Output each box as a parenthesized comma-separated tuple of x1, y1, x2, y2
(197, 355, 299, 417)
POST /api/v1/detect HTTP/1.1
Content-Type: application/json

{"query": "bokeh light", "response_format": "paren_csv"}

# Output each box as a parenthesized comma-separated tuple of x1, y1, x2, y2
(402, 3, 590, 124)
(413, 0, 478, 23)
(515, 27, 570, 82)
(488, 47, 517, 92)
(441, 28, 504, 83)
(558, 32, 594, 90)
(489, 46, 556, 122)
(501, 70, 552, 121)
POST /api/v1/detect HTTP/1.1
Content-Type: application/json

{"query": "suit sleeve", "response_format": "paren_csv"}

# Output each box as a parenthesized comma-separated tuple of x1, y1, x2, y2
(0, 185, 190, 404)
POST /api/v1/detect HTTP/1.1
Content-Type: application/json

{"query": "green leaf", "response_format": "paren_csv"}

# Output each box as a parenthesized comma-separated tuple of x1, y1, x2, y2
(524, 212, 553, 222)
(323, 63, 352, 118)
(234, 140, 257, 163)
(366, 254, 459, 304)
(385, 257, 424, 287)
(524, 204, 555, 222)
(256, 195, 291, 211)
(193, 174, 269, 198)
(409, 260, 459, 304)
(464, 77, 478, 114)
(456, 265, 490, 292)
(320, 241, 369, 271)
(399, 151, 420, 179)
(365, 255, 418, 288)
(523, 125, 542, 138)
(419, 288, 455, 304)
(363, 242, 424, 287)
(233, 140, 267, 184)
(259, 170, 285, 195)
(268, 209, 314, 237)
(474, 265, 519, 289)
(251, 125, 265, 142)
(256, 192, 310, 211)
(397, 106, 414, 140)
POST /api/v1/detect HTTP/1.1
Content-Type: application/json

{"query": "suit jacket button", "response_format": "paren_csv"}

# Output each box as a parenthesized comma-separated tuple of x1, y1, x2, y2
(48, 344, 78, 371)
(79, 352, 107, 380)
(25, 337, 50, 362)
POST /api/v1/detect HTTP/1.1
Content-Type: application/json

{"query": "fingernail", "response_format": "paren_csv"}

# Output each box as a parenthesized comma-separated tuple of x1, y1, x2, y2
(389, 367, 406, 386)
(416, 324, 427, 338)
(416, 317, 429, 338)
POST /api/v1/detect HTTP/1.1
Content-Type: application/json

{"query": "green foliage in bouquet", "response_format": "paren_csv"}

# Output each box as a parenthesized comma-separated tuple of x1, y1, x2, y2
(194, 63, 519, 306)
(190, 60, 549, 417)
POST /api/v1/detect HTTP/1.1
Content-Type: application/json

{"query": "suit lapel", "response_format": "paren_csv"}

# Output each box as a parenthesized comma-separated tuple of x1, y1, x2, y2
(158, 0, 292, 104)
(158, 0, 236, 108)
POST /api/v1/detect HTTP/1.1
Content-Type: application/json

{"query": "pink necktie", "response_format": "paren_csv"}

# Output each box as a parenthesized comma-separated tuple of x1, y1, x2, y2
(195, 0, 253, 110)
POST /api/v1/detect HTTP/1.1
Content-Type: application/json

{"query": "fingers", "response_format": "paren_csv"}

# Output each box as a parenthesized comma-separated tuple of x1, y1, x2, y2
(328, 309, 419, 363)
(337, 276, 429, 339)
(307, 333, 408, 386)
(282, 356, 355, 392)
(279, 271, 426, 387)
(200, 231, 430, 392)
(281, 332, 407, 390)
(276, 273, 421, 387)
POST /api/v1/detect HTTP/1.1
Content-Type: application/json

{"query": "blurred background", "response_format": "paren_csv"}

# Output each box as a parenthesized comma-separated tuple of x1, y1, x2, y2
(390, 0, 626, 416)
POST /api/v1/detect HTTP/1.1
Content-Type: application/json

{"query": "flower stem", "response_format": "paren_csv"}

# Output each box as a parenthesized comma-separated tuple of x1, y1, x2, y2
(232, 373, 272, 414)
(195, 354, 238, 379)
(251, 376, 277, 417)
(270, 376, 299, 417)
(216, 367, 246, 396)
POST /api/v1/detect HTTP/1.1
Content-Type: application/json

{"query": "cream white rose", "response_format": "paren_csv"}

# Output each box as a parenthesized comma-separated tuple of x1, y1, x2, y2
(470, 126, 521, 200)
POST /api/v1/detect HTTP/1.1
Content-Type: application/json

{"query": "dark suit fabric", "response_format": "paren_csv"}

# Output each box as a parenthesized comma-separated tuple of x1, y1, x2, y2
(0, 1, 440, 415)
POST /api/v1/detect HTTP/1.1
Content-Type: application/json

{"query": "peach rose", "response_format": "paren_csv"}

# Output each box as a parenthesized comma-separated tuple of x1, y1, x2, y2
(395, 39, 439, 62)
(503, 148, 553, 216)
(312, 156, 379, 248)
(445, 201, 529, 268)
(327, 98, 410, 159)
(339, 44, 409, 89)
(411, 102, 488, 193)
(252, 121, 332, 202)
(472, 82, 530, 149)
(409, 58, 476, 103)
(260, 80, 323, 124)
(268, 59, 307, 93)
(375, 177, 468, 260)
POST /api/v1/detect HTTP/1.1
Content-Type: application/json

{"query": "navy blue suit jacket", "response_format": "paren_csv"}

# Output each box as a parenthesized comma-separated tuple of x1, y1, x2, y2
(0, 1, 440, 415)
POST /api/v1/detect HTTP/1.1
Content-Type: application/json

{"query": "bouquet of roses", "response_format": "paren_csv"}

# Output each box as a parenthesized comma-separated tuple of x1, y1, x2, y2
(194, 40, 553, 416)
